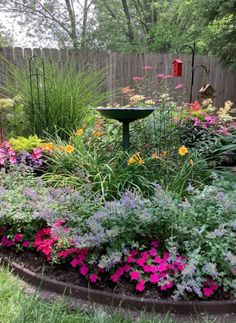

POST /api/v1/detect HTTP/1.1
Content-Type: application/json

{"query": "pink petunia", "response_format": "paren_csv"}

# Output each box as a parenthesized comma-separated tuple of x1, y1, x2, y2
(80, 265, 89, 276)
(14, 233, 23, 242)
(89, 273, 98, 283)
(22, 241, 30, 248)
(136, 279, 145, 292)
(9, 156, 17, 164)
(111, 273, 120, 283)
(149, 273, 159, 284)
(136, 258, 146, 267)
(149, 265, 157, 273)
(126, 256, 135, 263)
(158, 262, 168, 272)
(203, 287, 214, 298)
(143, 265, 151, 273)
(1, 236, 14, 247)
(140, 251, 149, 259)
(151, 241, 159, 248)
(130, 271, 140, 281)
(160, 281, 173, 291)
(54, 219, 66, 228)
(130, 249, 138, 257)
(153, 256, 163, 264)
(123, 264, 131, 272)
(149, 248, 157, 257)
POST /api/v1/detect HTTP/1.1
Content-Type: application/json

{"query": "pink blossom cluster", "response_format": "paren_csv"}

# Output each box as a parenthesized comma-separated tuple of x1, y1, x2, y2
(110, 241, 186, 293)
(0, 142, 17, 165)
(0, 141, 44, 169)
(203, 278, 219, 298)
(1, 229, 30, 249)
(0, 226, 220, 298)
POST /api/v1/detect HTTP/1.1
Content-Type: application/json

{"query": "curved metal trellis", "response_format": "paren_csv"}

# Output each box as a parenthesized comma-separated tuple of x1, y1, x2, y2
(29, 55, 49, 134)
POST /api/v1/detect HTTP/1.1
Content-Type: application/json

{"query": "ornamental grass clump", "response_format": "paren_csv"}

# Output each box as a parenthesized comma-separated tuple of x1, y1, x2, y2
(1, 58, 109, 139)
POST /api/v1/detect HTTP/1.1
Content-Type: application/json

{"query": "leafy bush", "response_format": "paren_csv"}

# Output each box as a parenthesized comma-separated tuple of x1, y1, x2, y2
(1, 59, 109, 139)
(9, 135, 43, 152)
(0, 168, 235, 299)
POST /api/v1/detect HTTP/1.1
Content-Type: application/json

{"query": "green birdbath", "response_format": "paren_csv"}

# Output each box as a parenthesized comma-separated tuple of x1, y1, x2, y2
(96, 107, 154, 150)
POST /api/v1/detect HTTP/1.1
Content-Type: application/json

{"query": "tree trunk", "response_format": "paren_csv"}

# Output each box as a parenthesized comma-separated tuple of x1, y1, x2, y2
(121, 0, 135, 44)
(64, 0, 79, 48)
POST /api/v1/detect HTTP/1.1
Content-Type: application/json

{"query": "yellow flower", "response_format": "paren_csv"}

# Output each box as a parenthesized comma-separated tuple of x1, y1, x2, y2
(93, 130, 102, 137)
(189, 159, 194, 166)
(129, 95, 145, 104)
(178, 145, 188, 156)
(160, 151, 168, 158)
(57, 145, 63, 151)
(65, 145, 74, 154)
(151, 152, 159, 160)
(145, 99, 155, 105)
(128, 152, 144, 165)
(41, 142, 54, 151)
(75, 128, 84, 136)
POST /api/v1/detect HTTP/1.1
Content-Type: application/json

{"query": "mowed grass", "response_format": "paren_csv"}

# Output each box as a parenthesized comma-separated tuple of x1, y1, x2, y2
(0, 267, 218, 323)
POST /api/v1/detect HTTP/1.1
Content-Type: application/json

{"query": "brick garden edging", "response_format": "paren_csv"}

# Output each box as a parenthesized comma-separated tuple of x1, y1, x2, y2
(1, 254, 236, 315)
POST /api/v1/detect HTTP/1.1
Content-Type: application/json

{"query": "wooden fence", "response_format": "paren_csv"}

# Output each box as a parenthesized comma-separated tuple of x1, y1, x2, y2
(0, 47, 236, 107)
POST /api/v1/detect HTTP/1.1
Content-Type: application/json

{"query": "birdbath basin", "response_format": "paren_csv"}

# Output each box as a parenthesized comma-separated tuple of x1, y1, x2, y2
(96, 107, 154, 150)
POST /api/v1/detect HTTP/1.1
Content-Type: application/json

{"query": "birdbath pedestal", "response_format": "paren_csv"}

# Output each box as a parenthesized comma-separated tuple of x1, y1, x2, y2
(96, 107, 154, 150)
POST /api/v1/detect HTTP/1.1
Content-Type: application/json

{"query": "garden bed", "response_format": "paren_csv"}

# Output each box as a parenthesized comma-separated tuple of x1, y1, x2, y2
(1, 248, 236, 315)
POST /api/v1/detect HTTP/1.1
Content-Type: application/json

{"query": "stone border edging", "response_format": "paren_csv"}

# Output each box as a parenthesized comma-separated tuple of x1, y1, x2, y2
(1, 255, 236, 315)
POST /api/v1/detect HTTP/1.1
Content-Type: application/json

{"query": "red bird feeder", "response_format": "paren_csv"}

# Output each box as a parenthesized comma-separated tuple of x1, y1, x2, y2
(172, 58, 183, 77)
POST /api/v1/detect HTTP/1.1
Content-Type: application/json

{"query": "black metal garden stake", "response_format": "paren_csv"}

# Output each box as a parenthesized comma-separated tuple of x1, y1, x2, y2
(29, 55, 49, 134)
(176, 42, 208, 103)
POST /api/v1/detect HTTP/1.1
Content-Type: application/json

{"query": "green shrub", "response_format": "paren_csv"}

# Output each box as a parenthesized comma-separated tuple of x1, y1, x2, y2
(9, 135, 43, 151)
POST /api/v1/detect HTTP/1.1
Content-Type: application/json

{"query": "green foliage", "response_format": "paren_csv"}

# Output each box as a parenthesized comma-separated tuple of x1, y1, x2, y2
(9, 135, 43, 152)
(41, 115, 212, 199)
(1, 59, 109, 139)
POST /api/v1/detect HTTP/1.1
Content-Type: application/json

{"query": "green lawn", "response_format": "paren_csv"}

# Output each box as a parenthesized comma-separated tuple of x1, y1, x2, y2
(0, 267, 217, 323)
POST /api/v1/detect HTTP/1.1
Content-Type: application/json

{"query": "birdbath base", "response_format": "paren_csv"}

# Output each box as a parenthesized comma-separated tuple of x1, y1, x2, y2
(96, 107, 155, 150)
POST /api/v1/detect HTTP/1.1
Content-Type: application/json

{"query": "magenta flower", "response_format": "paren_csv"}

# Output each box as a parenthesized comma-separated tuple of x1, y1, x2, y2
(89, 273, 98, 283)
(54, 219, 66, 228)
(149, 248, 157, 257)
(70, 258, 80, 267)
(14, 233, 23, 242)
(110, 273, 120, 283)
(149, 273, 159, 284)
(129, 249, 138, 257)
(158, 262, 168, 272)
(130, 271, 140, 281)
(151, 241, 159, 248)
(136, 258, 146, 267)
(22, 241, 30, 248)
(126, 255, 135, 263)
(135, 279, 145, 292)
(123, 264, 131, 272)
(80, 265, 89, 276)
(203, 287, 214, 297)
(143, 265, 151, 273)
(2, 236, 14, 247)
(160, 281, 173, 291)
